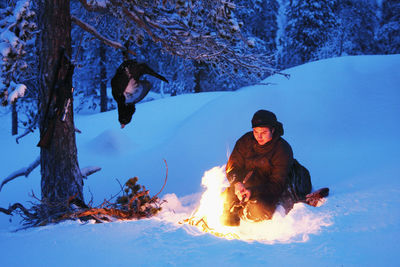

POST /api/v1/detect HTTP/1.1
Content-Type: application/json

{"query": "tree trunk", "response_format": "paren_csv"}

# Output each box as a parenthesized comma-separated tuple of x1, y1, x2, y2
(339, 29, 344, 56)
(193, 61, 205, 93)
(99, 43, 107, 112)
(158, 61, 165, 97)
(12, 102, 18, 136)
(122, 41, 131, 61)
(37, 0, 84, 208)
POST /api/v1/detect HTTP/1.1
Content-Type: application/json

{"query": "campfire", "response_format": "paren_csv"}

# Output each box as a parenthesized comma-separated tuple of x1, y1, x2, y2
(179, 166, 332, 243)
(182, 166, 240, 239)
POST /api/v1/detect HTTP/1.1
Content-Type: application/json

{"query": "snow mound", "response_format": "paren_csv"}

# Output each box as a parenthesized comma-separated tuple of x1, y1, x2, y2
(85, 129, 134, 156)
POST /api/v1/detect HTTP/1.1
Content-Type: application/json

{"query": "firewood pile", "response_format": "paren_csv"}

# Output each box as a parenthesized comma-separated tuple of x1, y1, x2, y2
(0, 175, 167, 229)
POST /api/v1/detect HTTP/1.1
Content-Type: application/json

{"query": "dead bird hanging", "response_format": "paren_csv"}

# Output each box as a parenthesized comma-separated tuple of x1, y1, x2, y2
(111, 60, 168, 128)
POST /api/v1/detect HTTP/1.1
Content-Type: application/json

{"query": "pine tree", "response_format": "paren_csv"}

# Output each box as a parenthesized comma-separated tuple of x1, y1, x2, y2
(376, 0, 400, 54)
(70, 3, 119, 114)
(98, 42, 108, 112)
(0, 0, 36, 134)
(334, 0, 378, 56)
(185, 0, 280, 91)
(237, 0, 279, 54)
(263, 0, 280, 54)
(282, 0, 337, 67)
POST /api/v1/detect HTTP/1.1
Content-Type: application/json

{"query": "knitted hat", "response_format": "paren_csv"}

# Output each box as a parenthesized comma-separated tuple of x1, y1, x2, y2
(251, 110, 278, 128)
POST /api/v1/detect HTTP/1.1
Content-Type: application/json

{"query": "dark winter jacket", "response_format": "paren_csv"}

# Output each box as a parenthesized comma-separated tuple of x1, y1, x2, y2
(226, 129, 294, 203)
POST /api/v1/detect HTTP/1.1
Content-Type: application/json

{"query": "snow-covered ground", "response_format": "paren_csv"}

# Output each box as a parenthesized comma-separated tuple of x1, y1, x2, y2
(0, 55, 399, 266)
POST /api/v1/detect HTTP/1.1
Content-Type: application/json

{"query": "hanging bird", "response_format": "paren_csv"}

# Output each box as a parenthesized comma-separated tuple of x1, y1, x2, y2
(111, 60, 168, 128)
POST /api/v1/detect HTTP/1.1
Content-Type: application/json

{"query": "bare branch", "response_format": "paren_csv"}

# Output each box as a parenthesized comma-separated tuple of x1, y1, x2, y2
(0, 203, 35, 218)
(16, 114, 38, 144)
(151, 159, 168, 202)
(71, 15, 136, 56)
(0, 156, 40, 192)
(15, 127, 35, 144)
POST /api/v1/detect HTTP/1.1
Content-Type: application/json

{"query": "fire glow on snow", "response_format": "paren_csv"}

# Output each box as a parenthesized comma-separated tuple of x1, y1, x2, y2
(159, 166, 333, 244)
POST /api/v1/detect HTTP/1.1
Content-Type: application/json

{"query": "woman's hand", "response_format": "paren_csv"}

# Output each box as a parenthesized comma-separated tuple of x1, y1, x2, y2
(234, 182, 251, 202)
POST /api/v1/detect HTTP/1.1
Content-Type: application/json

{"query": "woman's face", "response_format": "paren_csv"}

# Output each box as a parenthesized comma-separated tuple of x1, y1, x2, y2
(253, 127, 274, 145)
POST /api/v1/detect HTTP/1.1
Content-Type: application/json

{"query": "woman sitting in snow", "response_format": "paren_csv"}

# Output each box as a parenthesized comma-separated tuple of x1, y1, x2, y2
(222, 110, 328, 226)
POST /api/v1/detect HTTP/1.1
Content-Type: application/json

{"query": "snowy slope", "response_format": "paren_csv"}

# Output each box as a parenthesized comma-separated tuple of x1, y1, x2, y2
(0, 55, 399, 266)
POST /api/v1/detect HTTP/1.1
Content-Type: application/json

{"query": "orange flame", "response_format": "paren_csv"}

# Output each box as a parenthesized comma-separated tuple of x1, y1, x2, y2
(183, 166, 241, 239)
(181, 166, 332, 243)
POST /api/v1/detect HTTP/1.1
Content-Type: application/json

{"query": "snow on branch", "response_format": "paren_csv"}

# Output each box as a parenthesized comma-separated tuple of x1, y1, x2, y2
(0, 156, 39, 192)
(76, 0, 277, 76)
(81, 166, 102, 178)
(8, 83, 26, 104)
(0, 0, 36, 105)
(71, 15, 136, 56)
(78, 0, 108, 12)
(0, 157, 102, 192)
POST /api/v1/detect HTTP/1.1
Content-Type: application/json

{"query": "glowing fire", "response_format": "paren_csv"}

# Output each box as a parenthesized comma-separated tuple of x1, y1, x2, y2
(183, 165, 240, 239)
(181, 166, 333, 243)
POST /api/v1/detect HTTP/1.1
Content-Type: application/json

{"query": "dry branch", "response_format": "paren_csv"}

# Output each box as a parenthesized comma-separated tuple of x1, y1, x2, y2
(1, 162, 167, 228)
(0, 203, 35, 218)
(71, 207, 140, 221)
(66, 162, 169, 223)
(151, 159, 168, 202)
(15, 114, 39, 144)
(15, 127, 35, 144)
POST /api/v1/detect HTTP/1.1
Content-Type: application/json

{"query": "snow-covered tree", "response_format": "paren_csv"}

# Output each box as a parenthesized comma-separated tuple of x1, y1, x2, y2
(336, 0, 377, 55)
(70, 2, 120, 114)
(0, 0, 36, 134)
(137, 41, 196, 95)
(236, 0, 279, 54)
(281, 0, 337, 67)
(376, 0, 400, 54)
(0, 0, 35, 104)
(180, 0, 280, 92)
(316, 0, 378, 59)
(262, 0, 280, 54)
(73, 0, 275, 75)
(71, 0, 283, 107)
